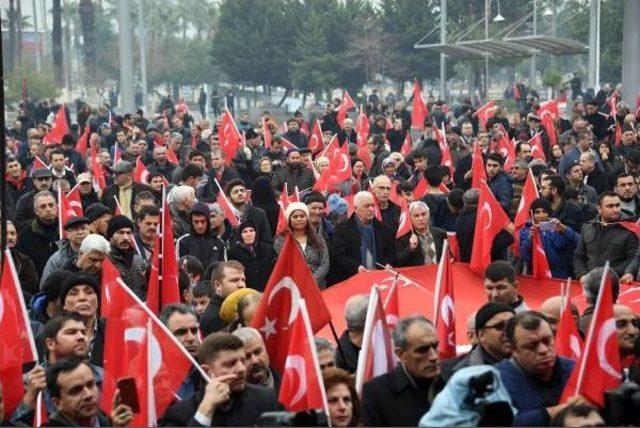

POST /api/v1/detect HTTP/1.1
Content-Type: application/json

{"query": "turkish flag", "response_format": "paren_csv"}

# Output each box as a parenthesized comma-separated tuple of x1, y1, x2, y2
(411, 80, 429, 130)
(537, 99, 559, 120)
(101, 278, 195, 426)
(514, 170, 539, 229)
(606, 92, 619, 118)
(396, 200, 411, 239)
(275, 184, 291, 236)
(336, 91, 356, 128)
(133, 157, 150, 184)
(354, 286, 395, 395)
(434, 241, 456, 359)
(320, 135, 341, 161)
(313, 142, 351, 192)
(166, 145, 180, 165)
(470, 181, 510, 272)
(58, 188, 80, 239)
(531, 231, 552, 279)
(0, 251, 38, 416)
(614, 123, 622, 147)
(308, 119, 324, 154)
(356, 109, 370, 148)
(556, 283, 584, 361)
(414, 177, 428, 199)
(470, 141, 487, 190)
(146, 193, 181, 315)
(541, 114, 557, 149)
(262, 117, 272, 149)
(30, 156, 49, 175)
(561, 265, 621, 406)
(219, 109, 242, 164)
(251, 234, 331, 372)
(400, 132, 412, 156)
(278, 301, 328, 413)
(101, 257, 125, 318)
(215, 179, 242, 227)
(436, 124, 454, 175)
(66, 184, 84, 217)
(528, 133, 546, 161)
(472, 100, 495, 132)
(496, 126, 516, 172)
(76, 125, 90, 158)
(90, 147, 107, 191)
(34, 391, 48, 427)
(43, 105, 69, 145)
(383, 276, 400, 329)
(356, 145, 373, 173)
(447, 232, 461, 261)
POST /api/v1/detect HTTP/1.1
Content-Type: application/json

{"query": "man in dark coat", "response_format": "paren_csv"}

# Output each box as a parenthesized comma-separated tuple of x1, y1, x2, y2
(280, 118, 308, 149)
(160, 333, 280, 427)
(226, 179, 273, 243)
(270, 148, 315, 197)
(335, 294, 369, 373)
(331, 191, 396, 283)
(361, 316, 445, 427)
(396, 201, 446, 267)
(106, 215, 147, 299)
(486, 153, 514, 214)
(100, 161, 152, 220)
(16, 190, 60, 279)
(200, 261, 247, 336)
(14, 167, 53, 231)
(177, 203, 224, 273)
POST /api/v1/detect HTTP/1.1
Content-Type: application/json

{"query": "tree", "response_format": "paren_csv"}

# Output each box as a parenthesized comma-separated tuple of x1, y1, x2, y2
(79, 0, 98, 84)
(52, 0, 64, 86)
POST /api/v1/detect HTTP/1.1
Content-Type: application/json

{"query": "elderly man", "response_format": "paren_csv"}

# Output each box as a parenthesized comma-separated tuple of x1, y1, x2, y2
(147, 144, 176, 180)
(315, 338, 337, 371)
(335, 294, 368, 373)
(232, 327, 281, 393)
(539, 296, 580, 335)
(578, 267, 620, 335)
(200, 261, 247, 336)
(14, 168, 53, 231)
(41, 217, 91, 286)
(169, 185, 197, 237)
(331, 191, 395, 282)
(100, 161, 152, 220)
(496, 312, 585, 427)
(66, 233, 111, 280)
(396, 201, 446, 267)
(160, 333, 279, 427)
(107, 215, 146, 299)
(580, 152, 608, 195)
(16, 190, 59, 278)
(372, 175, 401, 232)
(270, 148, 315, 196)
(361, 316, 444, 427)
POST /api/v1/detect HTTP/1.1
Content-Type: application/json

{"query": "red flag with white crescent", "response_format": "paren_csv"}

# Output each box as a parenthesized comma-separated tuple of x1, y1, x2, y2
(336, 91, 356, 128)
(383, 276, 400, 329)
(555, 281, 584, 361)
(531, 230, 552, 279)
(472, 100, 495, 132)
(76, 125, 90, 158)
(134, 156, 150, 184)
(434, 240, 456, 359)
(470, 141, 488, 190)
(219, 109, 242, 164)
(66, 184, 84, 217)
(400, 132, 412, 156)
(470, 181, 510, 272)
(396, 200, 411, 238)
(528, 133, 546, 161)
(313, 142, 352, 192)
(43, 105, 69, 145)
(308, 119, 323, 154)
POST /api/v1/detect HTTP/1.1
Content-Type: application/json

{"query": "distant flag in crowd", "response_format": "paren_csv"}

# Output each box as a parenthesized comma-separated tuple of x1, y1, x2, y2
(396, 200, 411, 239)
(355, 107, 370, 148)
(30, 156, 48, 175)
(540, 113, 558, 149)
(219, 109, 242, 164)
(43, 105, 69, 145)
(496, 125, 515, 172)
(472, 100, 495, 132)
(308, 119, 324, 154)
(528, 133, 546, 161)
(537, 99, 559, 119)
(411, 80, 428, 130)
(531, 230, 552, 279)
(400, 132, 412, 156)
(66, 184, 84, 217)
(336, 91, 356, 128)
(58, 187, 79, 240)
(166, 145, 180, 165)
(413, 177, 428, 199)
(263, 117, 273, 149)
(113, 143, 122, 164)
(434, 240, 456, 359)
(214, 178, 242, 227)
(134, 157, 150, 184)
(470, 141, 487, 190)
(276, 184, 291, 236)
(470, 181, 510, 272)
(76, 125, 90, 158)
(383, 276, 400, 329)
(514, 169, 539, 230)
(436, 122, 454, 174)
(320, 135, 340, 161)
(313, 141, 351, 192)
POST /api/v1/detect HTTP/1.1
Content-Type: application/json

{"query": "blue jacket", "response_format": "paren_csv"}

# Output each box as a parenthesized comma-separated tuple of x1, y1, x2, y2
(519, 222, 579, 278)
(496, 357, 575, 427)
(488, 171, 514, 214)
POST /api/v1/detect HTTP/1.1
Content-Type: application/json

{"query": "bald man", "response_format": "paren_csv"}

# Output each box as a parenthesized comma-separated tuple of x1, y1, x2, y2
(372, 175, 401, 233)
(539, 296, 580, 335)
(614, 304, 639, 369)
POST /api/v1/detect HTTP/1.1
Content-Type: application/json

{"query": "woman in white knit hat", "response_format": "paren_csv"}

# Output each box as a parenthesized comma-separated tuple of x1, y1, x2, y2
(274, 201, 330, 288)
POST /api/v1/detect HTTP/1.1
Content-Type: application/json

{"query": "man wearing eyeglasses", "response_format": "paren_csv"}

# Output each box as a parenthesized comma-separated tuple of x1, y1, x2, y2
(361, 315, 445, 427)
(442, 302, 515, 381)
(160, 304, 201, 400)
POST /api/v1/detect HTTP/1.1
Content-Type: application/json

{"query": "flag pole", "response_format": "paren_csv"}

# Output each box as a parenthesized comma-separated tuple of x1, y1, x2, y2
(328, 320, 348, 371)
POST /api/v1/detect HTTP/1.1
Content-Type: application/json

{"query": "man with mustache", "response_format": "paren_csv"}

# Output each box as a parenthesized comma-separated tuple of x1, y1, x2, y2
(232, 327, 281, 394)
(270, 148, 316, 197)
(614, 304, 639, 370)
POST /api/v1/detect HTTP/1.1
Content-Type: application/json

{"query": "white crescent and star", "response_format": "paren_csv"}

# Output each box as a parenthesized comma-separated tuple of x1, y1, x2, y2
(482, 202, 493, 230)
(267, 276, 301, 326)
(570, 335, 582, 359)
(284, 354, 307, 406)
(124, 327, 163, 378)
(440, 295, 455, 328)
(597, 318, 621, 379)
(336, 154, 349, 174)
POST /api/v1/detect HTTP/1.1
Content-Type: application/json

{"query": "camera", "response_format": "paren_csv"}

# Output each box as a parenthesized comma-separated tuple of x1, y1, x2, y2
(466, 371, 514, 427)
(602, 382, 640, 426)
(257, 410, 328, 427)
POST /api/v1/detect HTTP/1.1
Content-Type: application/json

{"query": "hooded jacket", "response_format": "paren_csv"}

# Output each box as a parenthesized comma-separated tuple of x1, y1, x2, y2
(177, 203, 225, 273)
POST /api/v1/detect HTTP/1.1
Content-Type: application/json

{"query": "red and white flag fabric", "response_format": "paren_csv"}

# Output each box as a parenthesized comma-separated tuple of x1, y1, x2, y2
(436, 124, 454, 174)
(279, 300, 329, 414)
(413, 177, 428, 199)
(355, 108, 370, 148)
(470, 181, 510, 272)
(555, 281, 584, 361)
(528, 133, 546, 161)
(320, 135, 341, 161)
(30, 156, 48, 175)
(336, 91, 356, 128)
(472, 100, 495, 132)
(76, 125, 90, 158)
(537, 99, 559, 120)
(146, 188, 181, 315)
(58, 187, 79, 240)
(355, 286, 395, 395)
(531, 231, 552, 279)
(411, 80, 429, 130)
(100, 257, 124, 318)
(383, 276, 400, 329)
(470, 141, 488, 190)
(308, 119, 324, 154)
(561, 263, 621, 406)
(219, 109, 242, 164)
(214, 178, 242, 227)
(400, 132, 412, 156)
(101, 278, 199, 427)
(606, 91, 619, 118)
(113, 196, 123, 216)
(134, 156, 150, 184)
(43, 105, 69, 145)
(263, 117, 273, 149)
(434, 240, 456, 359)
(34, 391, 48, 427)
(0, 251, 38, 417)
(614, 123, 622, 147)
(496, 125, 516, 172)
(514, 169, 539, 229)
(113, 144, 122, 165)
(276, 184, 291, 236)
(313, 141, 351, 192)
(396, 200, 411, 239)
(166, 145, 180, 165)
(251, 234, 331, 372)
(66, 184, 84, 217)
(541, 113, 557, 150)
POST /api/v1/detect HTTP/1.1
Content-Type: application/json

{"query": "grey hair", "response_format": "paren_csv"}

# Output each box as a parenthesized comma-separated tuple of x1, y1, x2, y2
(462, 188, 480, 206)
(208, 202, 224, 216)
(392, 315, 434, 350)
(169, 185, 195, 205)
(232, 327, 262, 344)
(171, 132, 183, 142)
(353, 191, 373, 208)
(344, 294, 369, 333)
(582, 267, 620, 305)
(79, 234, 110, 255)
(314, 338, 335, 355)
(159, 303, 197, 326)
(33, 190, 55, 213)
(580, 151, 596, 163)
(408, 201, 429, 215)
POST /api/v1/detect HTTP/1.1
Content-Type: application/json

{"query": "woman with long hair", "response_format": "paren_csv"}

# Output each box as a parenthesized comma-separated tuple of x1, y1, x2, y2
(274, 202, 330, 287)
(322, 367, 361, 427)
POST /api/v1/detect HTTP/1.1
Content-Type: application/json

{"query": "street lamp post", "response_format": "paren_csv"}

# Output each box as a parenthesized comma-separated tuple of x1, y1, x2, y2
(440, 0, 447, 101)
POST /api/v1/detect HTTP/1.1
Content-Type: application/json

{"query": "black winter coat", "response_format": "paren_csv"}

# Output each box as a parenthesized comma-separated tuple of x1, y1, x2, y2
(15, 219, 59, 279)
(395, 227, 447, 267)
(227, 242, 275, 292)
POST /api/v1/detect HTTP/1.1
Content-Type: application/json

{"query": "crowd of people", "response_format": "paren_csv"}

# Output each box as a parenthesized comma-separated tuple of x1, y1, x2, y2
(1, 82, 640, 427)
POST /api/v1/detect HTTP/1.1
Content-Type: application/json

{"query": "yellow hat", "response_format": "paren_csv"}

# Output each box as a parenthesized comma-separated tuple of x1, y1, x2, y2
(219, 288, 260, 324)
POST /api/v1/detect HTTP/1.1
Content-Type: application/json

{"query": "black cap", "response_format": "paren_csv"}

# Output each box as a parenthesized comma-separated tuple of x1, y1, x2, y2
(60, 272, 100, 304)
(85, 203, 112, 222)
(32, 168, 53, 178)
(475, 302, 515, 331)
(106, 215, 135, 239)
(64, 216, 91, 230)
(245, 129, 258, 140)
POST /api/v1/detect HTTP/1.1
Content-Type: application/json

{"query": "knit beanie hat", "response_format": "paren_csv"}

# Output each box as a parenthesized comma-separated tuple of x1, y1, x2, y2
(475, 302, 515, 331)
(59, 272, 100, 304)
(106, 215, 135, 239)
(327, 193, 348, 216)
